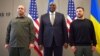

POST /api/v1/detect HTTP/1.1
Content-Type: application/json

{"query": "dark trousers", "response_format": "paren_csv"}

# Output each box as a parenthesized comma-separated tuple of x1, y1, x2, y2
(9, 47, 30, 56)
(44, 38, 63, 56)
(74, 46, 93, 56)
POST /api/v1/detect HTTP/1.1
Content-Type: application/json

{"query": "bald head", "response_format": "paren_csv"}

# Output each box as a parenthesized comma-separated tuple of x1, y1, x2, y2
(17, 5, 26, 16)
(49, 3, 56, 13)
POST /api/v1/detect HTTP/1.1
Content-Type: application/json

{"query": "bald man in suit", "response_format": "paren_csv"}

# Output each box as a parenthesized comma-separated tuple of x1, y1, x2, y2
(38, 3, 68, 56)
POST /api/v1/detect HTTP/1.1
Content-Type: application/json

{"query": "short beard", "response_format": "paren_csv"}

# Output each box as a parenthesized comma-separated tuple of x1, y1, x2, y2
(78, 15, 83, 18)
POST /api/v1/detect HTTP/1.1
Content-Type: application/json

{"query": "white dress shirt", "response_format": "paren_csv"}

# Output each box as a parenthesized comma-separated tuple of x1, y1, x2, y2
(49, 12, 55, 25)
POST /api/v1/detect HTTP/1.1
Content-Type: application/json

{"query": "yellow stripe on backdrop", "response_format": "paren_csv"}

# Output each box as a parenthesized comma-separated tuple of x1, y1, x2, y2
(90, 15, 100, 54)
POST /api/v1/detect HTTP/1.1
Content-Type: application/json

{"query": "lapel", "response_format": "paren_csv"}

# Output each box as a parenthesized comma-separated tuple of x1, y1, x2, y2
(46, 13, 52, 26)
(53, 12, 58, 26)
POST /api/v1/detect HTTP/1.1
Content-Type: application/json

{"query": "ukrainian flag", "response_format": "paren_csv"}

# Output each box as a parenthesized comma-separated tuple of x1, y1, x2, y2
(90, 0, 100, 54)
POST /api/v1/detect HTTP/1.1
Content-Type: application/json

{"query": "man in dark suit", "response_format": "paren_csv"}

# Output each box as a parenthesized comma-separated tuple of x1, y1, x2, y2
(5, 5, 35, 56)
(38, 3, 68, 56)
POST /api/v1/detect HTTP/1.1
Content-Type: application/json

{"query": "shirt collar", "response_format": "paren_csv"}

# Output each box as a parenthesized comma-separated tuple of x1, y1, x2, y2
(16, 15, 25, 18)
(49, 11, 56, 15)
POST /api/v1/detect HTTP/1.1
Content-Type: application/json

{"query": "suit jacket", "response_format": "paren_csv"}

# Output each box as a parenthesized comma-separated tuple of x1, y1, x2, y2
(39, 12, 68, 47)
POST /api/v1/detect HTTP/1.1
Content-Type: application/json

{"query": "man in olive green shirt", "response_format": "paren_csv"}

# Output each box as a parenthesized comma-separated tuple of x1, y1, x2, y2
(5, 5, 35, 56)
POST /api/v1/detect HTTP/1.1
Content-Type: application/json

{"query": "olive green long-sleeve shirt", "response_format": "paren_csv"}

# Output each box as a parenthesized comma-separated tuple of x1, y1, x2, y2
(6, 16, 35, 47)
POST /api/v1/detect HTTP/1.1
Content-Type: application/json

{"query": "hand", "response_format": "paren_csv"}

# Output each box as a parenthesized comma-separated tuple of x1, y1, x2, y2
(63, 43, 68, 49)
(70, 46, 76, 53)
(39, 45, 43, 50)
(92, 46, 96, 52)
(29, 43, 34, 48)
(4, 44, 9, 48)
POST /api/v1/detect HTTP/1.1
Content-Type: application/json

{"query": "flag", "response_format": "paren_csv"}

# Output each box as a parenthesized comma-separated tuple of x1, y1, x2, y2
(67, 0, 76, 30)
(90, 0, 100, 54)
(47, 0, 54, 12)
(28, 0, 43, 56)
